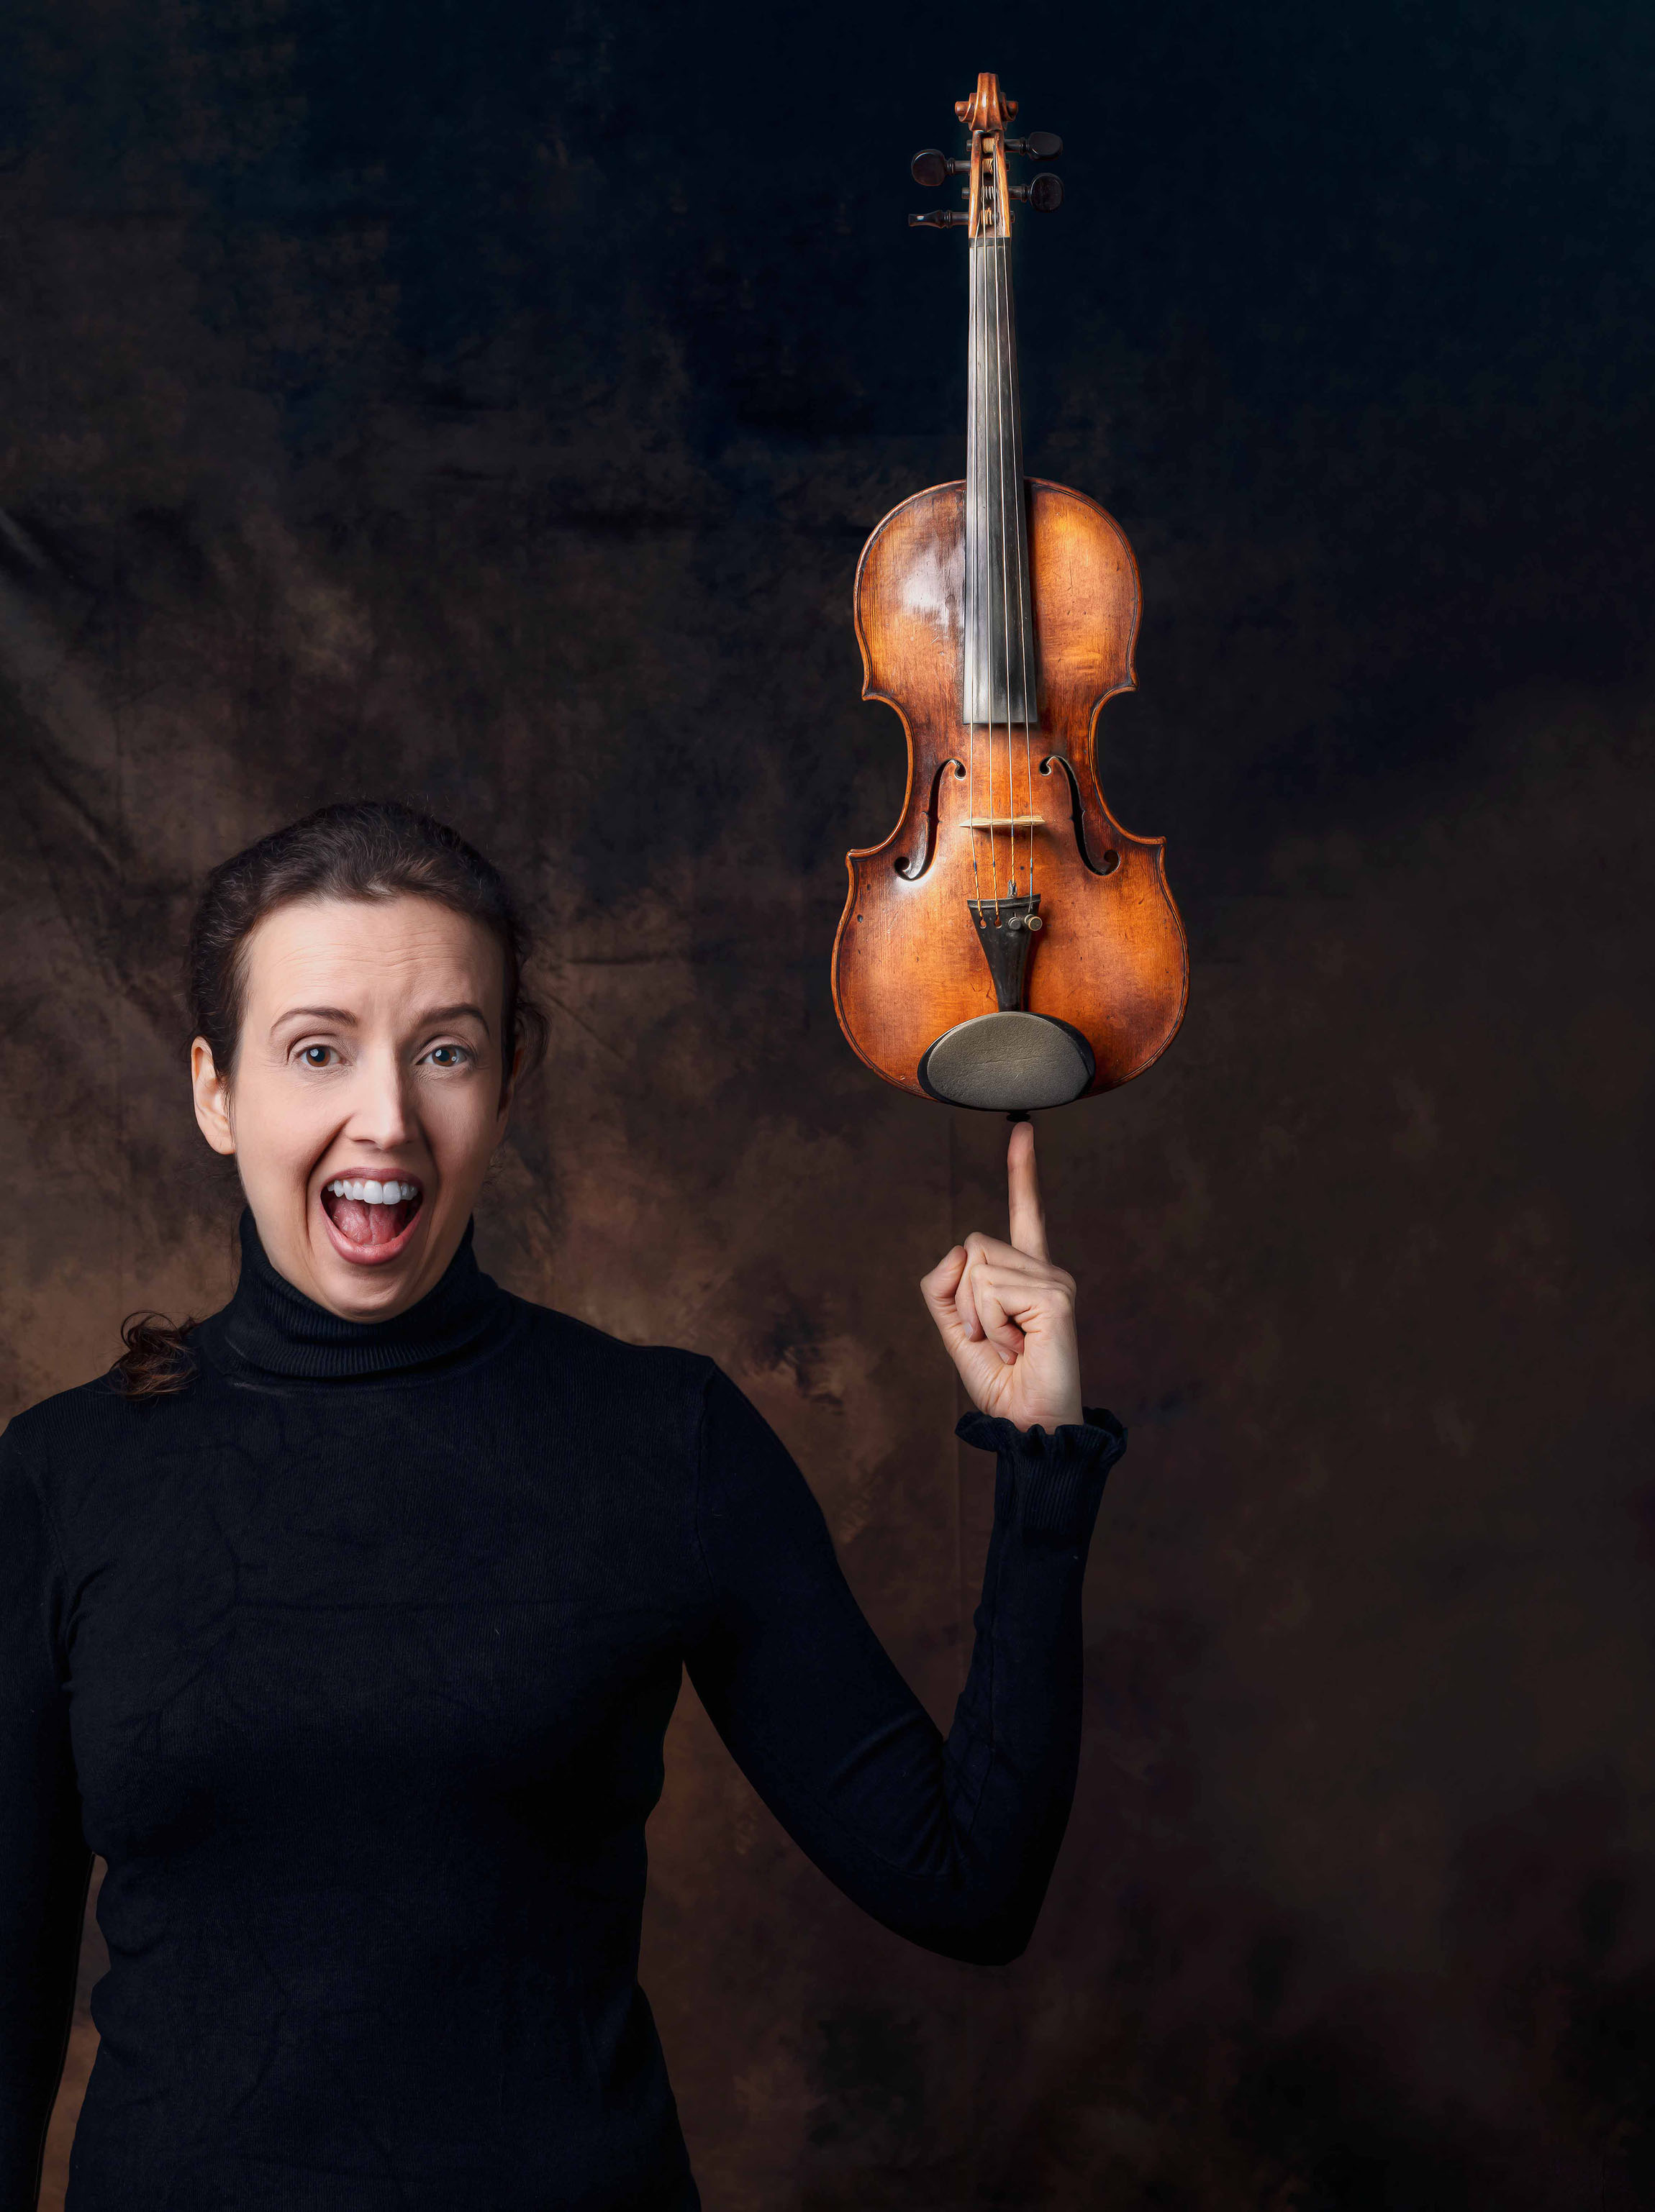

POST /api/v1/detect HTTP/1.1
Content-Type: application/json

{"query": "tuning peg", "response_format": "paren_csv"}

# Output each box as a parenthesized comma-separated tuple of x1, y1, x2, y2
(1005, 132, 1062, 160)
(911, 149, 968, 188)
(1010, 173, 1064, 211)
(909, 209, 967, 229)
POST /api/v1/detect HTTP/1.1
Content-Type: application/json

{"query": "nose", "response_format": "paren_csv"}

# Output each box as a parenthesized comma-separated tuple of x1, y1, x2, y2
(345, 1043, 415, 1153)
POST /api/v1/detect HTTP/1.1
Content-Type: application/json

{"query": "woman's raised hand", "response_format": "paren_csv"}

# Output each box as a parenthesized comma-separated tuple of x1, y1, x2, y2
(921, 1120, 1084, 1434)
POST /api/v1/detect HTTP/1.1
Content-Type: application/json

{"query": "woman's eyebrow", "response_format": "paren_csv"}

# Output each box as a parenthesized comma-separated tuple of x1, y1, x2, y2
(271, 1001, 491, 1032)
(419, 1001, 491, 1032)
(273, 1004, 356, 1028)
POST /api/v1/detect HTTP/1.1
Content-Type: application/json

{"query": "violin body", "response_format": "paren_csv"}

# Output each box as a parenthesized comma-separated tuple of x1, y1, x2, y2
(830, 73, 1187, 1113)
(833, 477, 1186, 1101)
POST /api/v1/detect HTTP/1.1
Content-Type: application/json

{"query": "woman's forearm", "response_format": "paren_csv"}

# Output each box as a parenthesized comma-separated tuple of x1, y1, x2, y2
(685, 1368, 1123, 1963)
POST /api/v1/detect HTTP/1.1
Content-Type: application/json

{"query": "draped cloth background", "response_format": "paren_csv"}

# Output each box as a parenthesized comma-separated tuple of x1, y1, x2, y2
(3, 1, 1651, 2205)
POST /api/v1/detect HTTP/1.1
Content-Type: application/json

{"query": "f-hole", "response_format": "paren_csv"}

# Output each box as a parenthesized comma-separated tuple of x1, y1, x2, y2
(895, 757, 966, 880)
(1040, 755, 1120, 876)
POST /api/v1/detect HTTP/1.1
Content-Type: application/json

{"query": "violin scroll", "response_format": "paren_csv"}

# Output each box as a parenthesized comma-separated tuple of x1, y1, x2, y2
(954, 73, 1016, 132)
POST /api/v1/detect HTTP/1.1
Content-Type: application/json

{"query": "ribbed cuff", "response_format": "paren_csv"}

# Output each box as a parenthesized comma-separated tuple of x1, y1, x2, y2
(955, 1405, 1127, 1542)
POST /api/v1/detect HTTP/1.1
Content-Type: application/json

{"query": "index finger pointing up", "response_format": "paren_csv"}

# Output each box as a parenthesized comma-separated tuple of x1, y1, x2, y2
(1006, 1118, 1050, 1261)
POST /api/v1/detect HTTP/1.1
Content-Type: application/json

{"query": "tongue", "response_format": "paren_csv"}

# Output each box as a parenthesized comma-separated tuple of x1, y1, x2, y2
(330, 1198, 413, 1247)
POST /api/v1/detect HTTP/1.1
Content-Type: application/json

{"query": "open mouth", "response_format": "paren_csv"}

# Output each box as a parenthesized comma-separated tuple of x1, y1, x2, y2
(319, 1176, 425, 1265)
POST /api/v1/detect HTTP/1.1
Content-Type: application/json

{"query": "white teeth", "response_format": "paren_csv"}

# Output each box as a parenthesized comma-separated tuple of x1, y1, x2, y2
(363, 1179, 384, 1203)
(326, 1178, 420, 1205)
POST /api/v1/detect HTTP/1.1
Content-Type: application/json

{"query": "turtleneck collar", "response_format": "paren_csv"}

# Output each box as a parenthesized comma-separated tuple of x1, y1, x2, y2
(212, 1209, 511, 1380)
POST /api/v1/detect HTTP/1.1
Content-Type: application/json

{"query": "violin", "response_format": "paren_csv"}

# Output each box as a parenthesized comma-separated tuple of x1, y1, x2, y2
(831, 73, 1188, 1113)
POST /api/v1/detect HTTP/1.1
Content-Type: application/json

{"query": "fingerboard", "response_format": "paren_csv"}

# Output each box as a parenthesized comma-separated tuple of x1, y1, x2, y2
(963, 237, 1038, 726)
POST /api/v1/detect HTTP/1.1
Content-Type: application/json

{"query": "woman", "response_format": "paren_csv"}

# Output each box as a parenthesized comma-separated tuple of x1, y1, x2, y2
(0, 801, 1125, 2212)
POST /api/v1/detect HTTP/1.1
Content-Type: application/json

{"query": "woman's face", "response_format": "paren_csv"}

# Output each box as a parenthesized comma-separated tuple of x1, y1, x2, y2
(191, 894, 517, 1321)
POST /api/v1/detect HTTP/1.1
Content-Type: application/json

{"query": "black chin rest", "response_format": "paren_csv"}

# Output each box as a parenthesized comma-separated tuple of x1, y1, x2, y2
(917, 1011, 1095, 1111)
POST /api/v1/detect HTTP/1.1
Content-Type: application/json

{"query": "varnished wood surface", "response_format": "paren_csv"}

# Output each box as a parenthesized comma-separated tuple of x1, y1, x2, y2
(955, 71, 1015, 134)
(832, 478, 1188, 1101)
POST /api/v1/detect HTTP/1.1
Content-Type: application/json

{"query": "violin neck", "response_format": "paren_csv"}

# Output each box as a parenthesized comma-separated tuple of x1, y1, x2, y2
(963, 236, 1038, 727)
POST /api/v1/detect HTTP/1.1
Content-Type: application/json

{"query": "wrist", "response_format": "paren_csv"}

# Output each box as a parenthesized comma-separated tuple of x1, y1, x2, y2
(956, 1402, 1128, 1540)
(1010, 1404, 1085, 1434)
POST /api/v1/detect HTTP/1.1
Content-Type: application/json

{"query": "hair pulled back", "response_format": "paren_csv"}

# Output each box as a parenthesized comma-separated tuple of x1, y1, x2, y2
(113, 799, 545, 1400)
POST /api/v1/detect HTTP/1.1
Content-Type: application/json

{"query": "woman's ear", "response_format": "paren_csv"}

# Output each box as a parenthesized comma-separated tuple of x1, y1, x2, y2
(191, 1038, 237, 1157)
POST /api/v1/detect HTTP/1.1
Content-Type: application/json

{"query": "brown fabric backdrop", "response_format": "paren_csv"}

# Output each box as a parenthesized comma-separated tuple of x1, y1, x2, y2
(4, 2, 1653, 2204)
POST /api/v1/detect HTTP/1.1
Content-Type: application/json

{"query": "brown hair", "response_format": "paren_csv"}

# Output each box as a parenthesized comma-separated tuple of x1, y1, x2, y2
(111, 799, 545, 1400)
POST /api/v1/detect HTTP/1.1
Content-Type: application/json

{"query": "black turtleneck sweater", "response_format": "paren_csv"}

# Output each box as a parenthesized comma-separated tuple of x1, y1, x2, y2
(0, 1213, 1125, 2212)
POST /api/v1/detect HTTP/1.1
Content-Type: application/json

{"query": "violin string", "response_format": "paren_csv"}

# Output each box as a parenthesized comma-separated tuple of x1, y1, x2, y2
(966, 211, 984, 916)
(1005, 207, 1035, 921)
(991, 209, 1013, 921)
(992, 225, 1005, 918)
(976, 208, 997, 919)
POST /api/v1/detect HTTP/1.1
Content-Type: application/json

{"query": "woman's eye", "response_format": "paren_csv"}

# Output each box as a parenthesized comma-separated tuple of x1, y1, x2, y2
(300, 1045, 334, 1068)
(427, 1044, 468, 1068)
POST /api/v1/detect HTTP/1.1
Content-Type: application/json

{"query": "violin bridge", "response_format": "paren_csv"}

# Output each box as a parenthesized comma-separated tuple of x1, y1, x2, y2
(966, 892, 1042, 1012)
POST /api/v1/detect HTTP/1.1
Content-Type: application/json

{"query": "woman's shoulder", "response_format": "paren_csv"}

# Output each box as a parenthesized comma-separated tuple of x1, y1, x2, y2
(499, 1298, 735, 1483)
(4, 1365, 143, 1447)
(503, 1293, 722, 1420)
(0, 1365, 163, 1530)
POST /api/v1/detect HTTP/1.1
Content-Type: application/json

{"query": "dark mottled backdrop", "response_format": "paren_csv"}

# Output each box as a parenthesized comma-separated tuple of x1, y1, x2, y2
(4, 0, 1652, 2205)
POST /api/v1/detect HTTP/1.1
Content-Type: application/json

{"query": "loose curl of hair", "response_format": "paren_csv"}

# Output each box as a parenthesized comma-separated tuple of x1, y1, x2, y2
(111, 799, 546, 1401)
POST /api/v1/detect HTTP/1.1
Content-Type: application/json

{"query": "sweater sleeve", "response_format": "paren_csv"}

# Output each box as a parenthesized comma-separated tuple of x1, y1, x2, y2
(683, 1367, 1125, 1965)
(0, 1421, 93, 2212)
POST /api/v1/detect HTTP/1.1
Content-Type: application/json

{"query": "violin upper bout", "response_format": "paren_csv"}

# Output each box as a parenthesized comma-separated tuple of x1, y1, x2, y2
(853, 482, 967, 724)
(852, 478, 1140, 730)
(1023, 479, 1140, 732)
